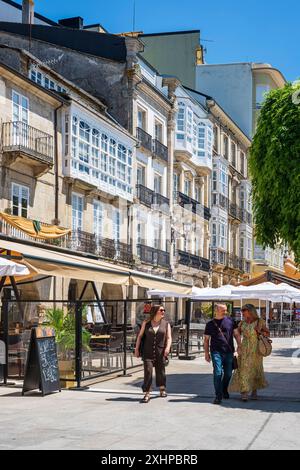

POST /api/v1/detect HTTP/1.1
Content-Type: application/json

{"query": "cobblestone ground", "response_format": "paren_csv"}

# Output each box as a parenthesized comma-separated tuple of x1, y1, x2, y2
(0, 338, 299, 450)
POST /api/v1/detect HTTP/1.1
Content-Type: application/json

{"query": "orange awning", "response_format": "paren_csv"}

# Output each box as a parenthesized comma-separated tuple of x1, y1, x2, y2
(0, 212, 71, 240)
(284, 258, 300, 280)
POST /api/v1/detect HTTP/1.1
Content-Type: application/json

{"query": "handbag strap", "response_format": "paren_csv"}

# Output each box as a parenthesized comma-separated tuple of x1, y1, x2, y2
(213, 320, 234, 354)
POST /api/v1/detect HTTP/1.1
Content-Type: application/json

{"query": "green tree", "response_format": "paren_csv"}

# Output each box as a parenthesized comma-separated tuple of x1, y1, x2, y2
(249, 82, 300, 262)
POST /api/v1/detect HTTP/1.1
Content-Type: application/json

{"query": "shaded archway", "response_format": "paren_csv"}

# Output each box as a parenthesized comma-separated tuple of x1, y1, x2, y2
(101, 283, 125, 326)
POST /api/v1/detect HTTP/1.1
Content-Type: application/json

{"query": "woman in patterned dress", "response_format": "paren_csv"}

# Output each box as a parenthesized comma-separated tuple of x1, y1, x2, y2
(229, 304, 270, 402)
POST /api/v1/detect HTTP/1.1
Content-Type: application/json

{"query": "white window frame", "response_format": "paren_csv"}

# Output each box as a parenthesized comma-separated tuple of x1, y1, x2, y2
(93, 200, 103, 240)
(72, 193, 84, 232)
(11, 183, 29, 218)
(137, 164, 146, 186)
(154, 119, 163, 143)
(154, 173, 162, 195)
(71, 113, 133, 196)
(137, 106, 147, 131)
(12, 90, 29, 124)
(176, 102, 185, 141)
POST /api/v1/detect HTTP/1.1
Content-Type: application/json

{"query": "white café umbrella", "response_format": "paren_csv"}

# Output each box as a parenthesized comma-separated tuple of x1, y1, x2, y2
(231, 282, 300, 300)
(190, 285, 240, 301)
(147, 286, 201, 299)
(0, 257, 29, 277)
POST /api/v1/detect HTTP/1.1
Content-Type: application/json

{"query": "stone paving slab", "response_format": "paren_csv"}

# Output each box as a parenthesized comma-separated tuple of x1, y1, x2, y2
(0, 338, 299, 450)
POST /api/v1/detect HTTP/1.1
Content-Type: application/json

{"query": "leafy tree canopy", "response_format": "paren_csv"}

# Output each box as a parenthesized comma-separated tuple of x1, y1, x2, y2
(249, 82, 300, 263)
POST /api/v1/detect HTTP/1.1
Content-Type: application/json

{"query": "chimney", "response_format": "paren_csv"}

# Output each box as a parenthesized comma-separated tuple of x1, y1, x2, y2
(22, 0, 34, 24)
(58, 17, 84, 30)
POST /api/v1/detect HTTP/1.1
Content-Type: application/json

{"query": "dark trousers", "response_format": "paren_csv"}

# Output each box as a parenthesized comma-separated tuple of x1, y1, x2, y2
(211, 351, 233, 399)
(143, 358, 166, 393)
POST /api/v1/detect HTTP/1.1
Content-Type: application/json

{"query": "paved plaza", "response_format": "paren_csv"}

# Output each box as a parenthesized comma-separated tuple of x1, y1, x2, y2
(0, 338, 300, 450)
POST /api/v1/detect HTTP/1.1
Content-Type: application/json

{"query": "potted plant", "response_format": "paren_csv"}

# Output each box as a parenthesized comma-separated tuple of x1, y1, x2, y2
(44, 307, 91, 388)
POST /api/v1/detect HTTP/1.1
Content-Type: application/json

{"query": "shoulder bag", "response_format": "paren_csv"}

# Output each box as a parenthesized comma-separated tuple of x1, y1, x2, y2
(213, 320, 238, 370)
(256, 320, 272, 357)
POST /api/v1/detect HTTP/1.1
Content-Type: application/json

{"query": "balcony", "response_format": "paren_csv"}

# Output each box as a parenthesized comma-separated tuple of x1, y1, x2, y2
(136, 184, 153, 208)
(211, 248, 251, 273)
(178, 250, 210, 272)
(153, 139, 168, 162)
(68, 231, 133, 264)
(240, 209, 252, 226)
(212, 194, 229, 211)
(228, 254, 241, 270)
(136, 184, 169, 214)
(0, 214, 69, 249)
(1, 121, 54, 176)
(229, 202, 242, 221)
(204, 206, 211, 221)
(136, 127, 152, 152)
(177, 192, 211, 220)
(137, 244, 170, 269)
(211, 249, 228, 266)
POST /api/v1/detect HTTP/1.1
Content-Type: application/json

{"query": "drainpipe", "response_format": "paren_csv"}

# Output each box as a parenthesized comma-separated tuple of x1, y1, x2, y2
(52, 103, 64, 302)
(53, 103, 64, 225)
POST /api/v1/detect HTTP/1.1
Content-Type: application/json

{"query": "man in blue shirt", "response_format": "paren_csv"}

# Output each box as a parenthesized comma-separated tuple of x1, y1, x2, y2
(204, 304, 241, 405)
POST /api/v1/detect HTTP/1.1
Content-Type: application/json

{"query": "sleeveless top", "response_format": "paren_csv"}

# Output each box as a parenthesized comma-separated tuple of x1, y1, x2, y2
(143, 319, 169, 361)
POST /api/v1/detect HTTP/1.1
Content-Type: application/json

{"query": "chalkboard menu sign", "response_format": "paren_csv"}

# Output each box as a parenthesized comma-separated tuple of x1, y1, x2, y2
(22, 327, 61, 396)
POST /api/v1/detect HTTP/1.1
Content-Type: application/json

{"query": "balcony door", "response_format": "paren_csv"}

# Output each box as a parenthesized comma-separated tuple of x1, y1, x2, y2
(72, 194, 83, 232)
(93, 200, 103, 246)
(137, 108, 146, 131)
(154, 173, 162, 195)
(137, 164, 146, 186)
(153, 226, 161, 251)
(154, 120, 163, 143)
(12, 91, 29, 147)
(113, 208, 121, 258)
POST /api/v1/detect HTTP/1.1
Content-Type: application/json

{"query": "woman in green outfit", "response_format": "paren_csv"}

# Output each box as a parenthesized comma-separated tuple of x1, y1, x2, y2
(230, 304, 270, 402)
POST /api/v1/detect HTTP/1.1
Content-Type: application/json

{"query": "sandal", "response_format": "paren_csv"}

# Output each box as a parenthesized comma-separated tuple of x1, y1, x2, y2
(160, 389, 167, 398)
(241, 393, 248, 402)
(141, 394, 150, 403)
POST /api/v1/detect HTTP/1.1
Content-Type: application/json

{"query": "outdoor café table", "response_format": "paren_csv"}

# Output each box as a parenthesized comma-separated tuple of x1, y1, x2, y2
(90, 335, 111, 351)
(90, 335, 111, 340)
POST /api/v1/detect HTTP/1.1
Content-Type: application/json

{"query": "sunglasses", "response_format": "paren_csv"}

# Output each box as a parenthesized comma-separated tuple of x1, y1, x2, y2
(159, 308, 165, 312)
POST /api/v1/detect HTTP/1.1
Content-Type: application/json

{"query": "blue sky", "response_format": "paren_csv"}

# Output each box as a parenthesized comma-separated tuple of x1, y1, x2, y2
(33, 0, 299, 81)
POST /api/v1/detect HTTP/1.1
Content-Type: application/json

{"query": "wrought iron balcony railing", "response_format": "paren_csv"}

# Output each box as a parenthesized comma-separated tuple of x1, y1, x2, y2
(229, 202, 242, 221)
(2, 121, 54, 164)
(210, 249, 228, 266)
(228, 254, 241, 270)
(177, 192, 211, 220)
(137, 244, 170, 269)
(136, 184, 169, 213)
(136, 184, 154, 208)
(211, 249, 251, 273)
(136, 127, 152, 152)
(240, 209, 252, 226)
(178, 250, 210, 272)
(0, 215, 68, 248)
(68, 231, 133, 264)
(212, 194, 229, 211)
(153, 193, 170, 213)
(153, 139, 168, 162)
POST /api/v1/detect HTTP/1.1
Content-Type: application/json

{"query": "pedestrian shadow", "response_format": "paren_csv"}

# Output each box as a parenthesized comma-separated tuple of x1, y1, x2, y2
(129, 370, 300, 413)
(271, 348, 300, 358)
(168, 395, 300, 413)
(105, 395, 161, 403)
(132, 373, 214, 395)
